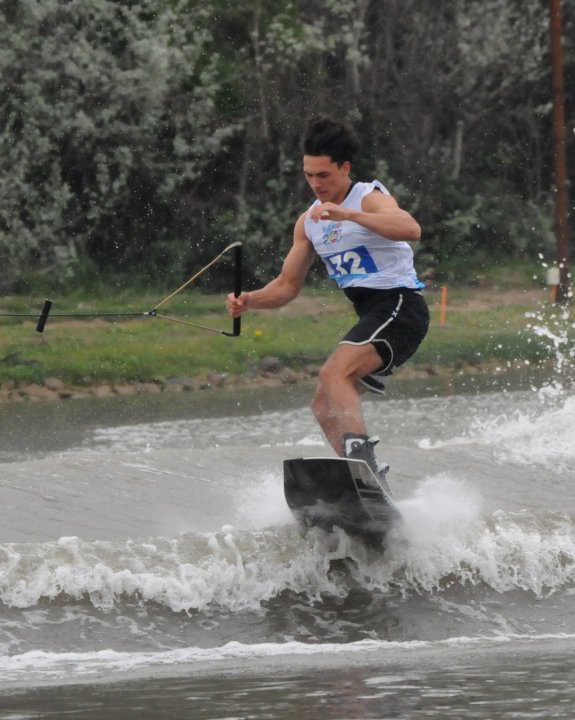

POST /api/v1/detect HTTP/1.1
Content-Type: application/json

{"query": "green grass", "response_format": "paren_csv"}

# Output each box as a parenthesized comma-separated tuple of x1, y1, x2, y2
(0, 285, 570, 388)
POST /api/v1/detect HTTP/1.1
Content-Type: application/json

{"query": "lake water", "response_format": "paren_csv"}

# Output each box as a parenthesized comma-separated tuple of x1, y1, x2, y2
(0, 359, 574, 718)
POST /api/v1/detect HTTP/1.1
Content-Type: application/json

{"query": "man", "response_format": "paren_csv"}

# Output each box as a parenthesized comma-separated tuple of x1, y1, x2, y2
(227, 116, 429, 488)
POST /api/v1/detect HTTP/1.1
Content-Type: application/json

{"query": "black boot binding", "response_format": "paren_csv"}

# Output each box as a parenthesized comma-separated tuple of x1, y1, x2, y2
(342, 433, 391, 494)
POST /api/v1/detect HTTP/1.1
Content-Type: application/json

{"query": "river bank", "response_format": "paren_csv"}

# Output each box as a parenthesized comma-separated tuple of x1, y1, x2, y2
(1, 284, 567, 404)
(0, 355, 550, 404)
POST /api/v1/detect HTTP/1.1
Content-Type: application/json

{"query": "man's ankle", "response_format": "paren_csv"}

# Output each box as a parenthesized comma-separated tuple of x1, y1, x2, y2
(342, 433, 379, 476)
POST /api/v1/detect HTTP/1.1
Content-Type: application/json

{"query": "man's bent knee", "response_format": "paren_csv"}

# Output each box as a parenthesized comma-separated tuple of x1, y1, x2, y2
(317, 357, 352, 390)
(321, 344, 382, 386)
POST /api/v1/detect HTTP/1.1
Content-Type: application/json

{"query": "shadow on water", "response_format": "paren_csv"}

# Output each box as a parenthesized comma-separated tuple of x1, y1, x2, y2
(2, 639, 575, 719)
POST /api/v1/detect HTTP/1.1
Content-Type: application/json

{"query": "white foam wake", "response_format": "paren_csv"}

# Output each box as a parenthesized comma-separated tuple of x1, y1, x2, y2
(418, 389, 575, 475)
(3, 633, 575, 688)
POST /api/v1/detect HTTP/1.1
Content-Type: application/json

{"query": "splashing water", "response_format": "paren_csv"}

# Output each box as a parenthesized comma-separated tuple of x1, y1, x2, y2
(525, 261, 574, 377)
(419, 283, 574, 474)
(479, 290, 573, 471)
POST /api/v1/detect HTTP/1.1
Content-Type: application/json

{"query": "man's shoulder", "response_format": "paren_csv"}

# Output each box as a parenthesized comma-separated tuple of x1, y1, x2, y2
(295, 209, 313, 239)
(353, 180, 390, 197)
(300, 202, 319, 230)
(297, 207, 313, 224)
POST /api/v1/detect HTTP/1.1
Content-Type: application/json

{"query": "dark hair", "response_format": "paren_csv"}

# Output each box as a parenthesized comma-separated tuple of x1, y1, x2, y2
(301, 116, 360, 166)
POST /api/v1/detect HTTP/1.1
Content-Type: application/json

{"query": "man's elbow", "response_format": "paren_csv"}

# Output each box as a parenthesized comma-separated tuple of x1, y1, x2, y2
(405, 219, 421, 241)
(283, 279, 304, 303)
(396, 209, 421, 241)
(276, 273, 304, 305)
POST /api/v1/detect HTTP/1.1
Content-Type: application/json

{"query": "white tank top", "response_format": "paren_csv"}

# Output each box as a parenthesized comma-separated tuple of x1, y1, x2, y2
(303, 180, 424, 290)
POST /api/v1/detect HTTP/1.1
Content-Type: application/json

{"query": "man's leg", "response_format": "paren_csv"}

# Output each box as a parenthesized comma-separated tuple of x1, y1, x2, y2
(310, 342, 383, 456)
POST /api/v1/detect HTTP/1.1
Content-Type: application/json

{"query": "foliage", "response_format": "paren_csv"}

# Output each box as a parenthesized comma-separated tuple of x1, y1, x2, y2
(0, 0, 572, 292)
(0, 0, 240, 290)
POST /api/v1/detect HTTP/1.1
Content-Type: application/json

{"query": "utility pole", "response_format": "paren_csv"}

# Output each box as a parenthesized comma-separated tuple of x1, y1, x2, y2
(548, 0, 571, 304)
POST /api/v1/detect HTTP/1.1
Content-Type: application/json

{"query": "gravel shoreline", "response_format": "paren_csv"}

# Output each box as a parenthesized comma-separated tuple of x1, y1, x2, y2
(0, 354, 515, 404)
(0, 355, 318, 403)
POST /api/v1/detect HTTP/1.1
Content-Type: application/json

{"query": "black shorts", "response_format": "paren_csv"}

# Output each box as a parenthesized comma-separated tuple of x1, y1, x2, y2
(340, 287, 430, 394)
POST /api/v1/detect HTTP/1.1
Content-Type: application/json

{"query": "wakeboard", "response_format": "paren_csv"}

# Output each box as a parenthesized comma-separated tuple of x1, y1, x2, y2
(283, 457, 400, 544)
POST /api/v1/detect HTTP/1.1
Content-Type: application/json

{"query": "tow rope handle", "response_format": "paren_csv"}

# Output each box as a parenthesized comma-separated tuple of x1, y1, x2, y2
(230, 242, 242, 337)
(36, 299, 53, 333)
(29, 242, 242, 336)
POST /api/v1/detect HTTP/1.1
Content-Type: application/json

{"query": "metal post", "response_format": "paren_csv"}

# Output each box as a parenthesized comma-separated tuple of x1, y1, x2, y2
(548, 0, 571, 304)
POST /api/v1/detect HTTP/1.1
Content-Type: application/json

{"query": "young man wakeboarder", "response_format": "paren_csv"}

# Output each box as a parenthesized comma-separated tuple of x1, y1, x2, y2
(227, 116, 429, 489)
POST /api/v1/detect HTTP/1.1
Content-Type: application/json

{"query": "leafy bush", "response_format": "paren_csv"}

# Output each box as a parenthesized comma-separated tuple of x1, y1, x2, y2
(0, 0, 240, 291)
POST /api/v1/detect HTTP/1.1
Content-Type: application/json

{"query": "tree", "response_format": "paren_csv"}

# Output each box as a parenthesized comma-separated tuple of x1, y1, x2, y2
(0, 0, 239, 291)
(0, 0, 571, 290)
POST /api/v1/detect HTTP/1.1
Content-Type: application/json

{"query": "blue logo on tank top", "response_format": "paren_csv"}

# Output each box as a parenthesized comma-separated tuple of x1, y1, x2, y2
(321, 222, 343, 245)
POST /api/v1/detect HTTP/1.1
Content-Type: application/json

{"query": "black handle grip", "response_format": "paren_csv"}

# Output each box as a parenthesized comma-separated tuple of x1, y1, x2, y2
(36, 299, 53, 333)
(232, 243, 242, 337)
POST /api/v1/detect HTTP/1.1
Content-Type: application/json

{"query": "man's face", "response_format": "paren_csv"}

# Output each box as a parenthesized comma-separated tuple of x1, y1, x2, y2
(303, 155, 351, 204)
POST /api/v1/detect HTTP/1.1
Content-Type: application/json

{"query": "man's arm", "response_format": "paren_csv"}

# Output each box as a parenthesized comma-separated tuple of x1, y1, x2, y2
(227, 213, 316, 317)
(308, 191, 421, 242)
